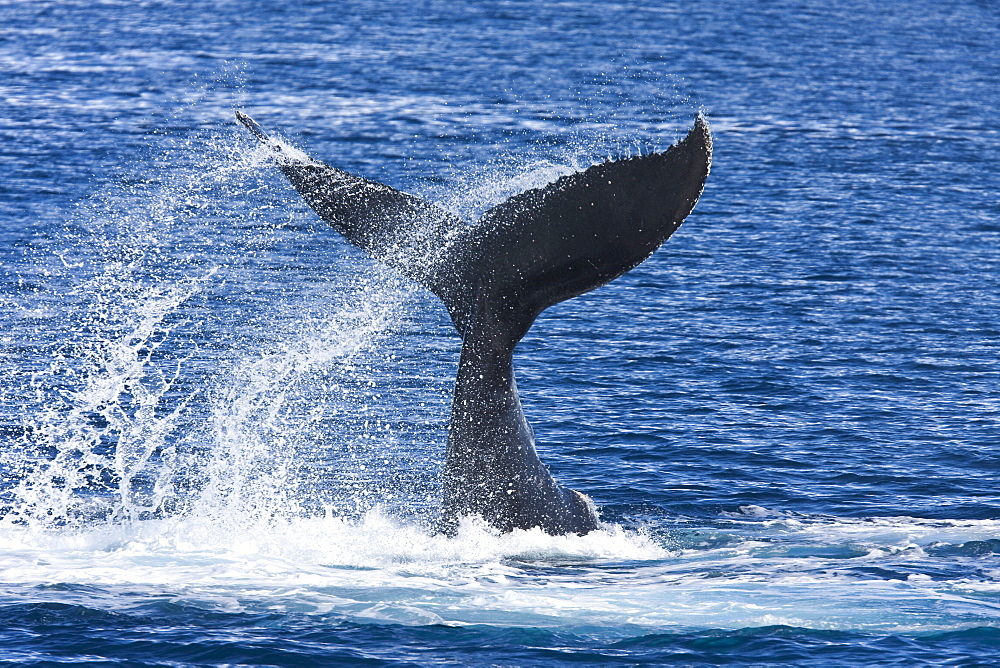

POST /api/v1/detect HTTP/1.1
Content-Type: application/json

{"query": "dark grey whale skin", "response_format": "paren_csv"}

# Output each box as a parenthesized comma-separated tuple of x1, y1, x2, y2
(237, 110, 712, 535)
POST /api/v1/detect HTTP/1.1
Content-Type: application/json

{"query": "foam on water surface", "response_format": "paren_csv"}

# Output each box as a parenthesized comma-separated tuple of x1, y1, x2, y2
(1, 505, 997, 635)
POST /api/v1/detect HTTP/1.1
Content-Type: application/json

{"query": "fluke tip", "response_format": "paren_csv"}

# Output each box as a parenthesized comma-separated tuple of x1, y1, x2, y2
(235, 110, 269, 143)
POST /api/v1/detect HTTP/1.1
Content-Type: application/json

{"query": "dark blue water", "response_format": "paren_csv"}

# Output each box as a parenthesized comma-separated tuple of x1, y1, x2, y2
(2, 0, 999, 664)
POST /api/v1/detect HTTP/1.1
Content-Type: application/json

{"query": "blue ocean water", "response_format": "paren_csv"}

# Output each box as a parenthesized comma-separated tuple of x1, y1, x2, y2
(2, 0, 999, 664)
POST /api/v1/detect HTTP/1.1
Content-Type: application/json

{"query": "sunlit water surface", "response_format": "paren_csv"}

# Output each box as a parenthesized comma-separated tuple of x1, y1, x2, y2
(1, 0, 998, 664)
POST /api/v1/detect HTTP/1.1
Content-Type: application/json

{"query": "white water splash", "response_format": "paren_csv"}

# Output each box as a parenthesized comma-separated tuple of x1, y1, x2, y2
(0, 124, 417, 533)
(6, 270, 213, 526)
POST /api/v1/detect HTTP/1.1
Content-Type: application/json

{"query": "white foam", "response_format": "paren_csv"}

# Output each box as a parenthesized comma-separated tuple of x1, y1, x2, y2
(1, 508, 997, 634)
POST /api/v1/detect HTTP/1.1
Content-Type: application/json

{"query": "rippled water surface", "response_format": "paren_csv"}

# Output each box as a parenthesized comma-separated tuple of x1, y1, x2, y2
(1, 0, 999, 664)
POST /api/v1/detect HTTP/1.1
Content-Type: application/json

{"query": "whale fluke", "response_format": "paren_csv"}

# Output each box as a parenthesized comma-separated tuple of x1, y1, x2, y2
(237, 109, 712, 535)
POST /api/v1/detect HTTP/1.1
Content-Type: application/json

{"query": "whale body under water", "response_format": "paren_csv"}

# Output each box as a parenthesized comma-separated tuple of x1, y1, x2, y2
(236, 110, 712, 535)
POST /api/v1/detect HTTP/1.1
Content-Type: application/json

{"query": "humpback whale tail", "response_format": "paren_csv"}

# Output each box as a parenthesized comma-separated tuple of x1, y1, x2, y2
(237, 109, 712, 535)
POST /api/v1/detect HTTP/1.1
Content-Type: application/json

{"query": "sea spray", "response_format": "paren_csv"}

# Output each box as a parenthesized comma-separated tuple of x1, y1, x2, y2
(5, 270, 213, 527)
(190, 274, 410, 530)
(0, 126, 423, 532)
